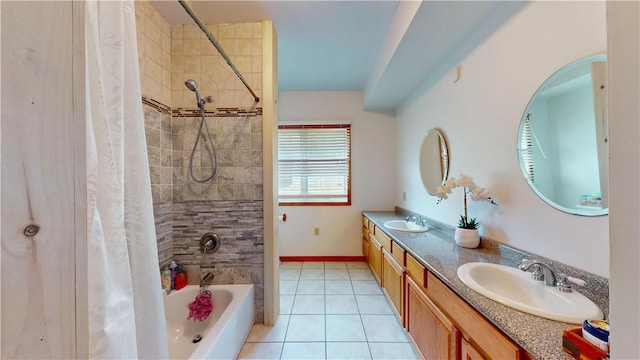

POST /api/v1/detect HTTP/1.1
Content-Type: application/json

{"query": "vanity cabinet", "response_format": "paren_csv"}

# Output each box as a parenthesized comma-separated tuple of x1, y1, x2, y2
(362, 217, 370, 261)
(382, 247, 404, 321)
(461, 338, 486, 360)
(406, 275, 454, 359)
(362, 216, 528, 360)
(367, 231, 383, 284)
(425, 272, 522, 360)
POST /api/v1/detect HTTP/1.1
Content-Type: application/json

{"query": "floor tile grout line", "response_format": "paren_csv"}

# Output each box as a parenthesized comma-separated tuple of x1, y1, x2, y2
(349, 264, 375, 360)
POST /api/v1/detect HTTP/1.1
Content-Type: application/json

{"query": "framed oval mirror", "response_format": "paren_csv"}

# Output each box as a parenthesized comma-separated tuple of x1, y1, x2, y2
(420, 128, 449, 195)
(517, 54, 608, 216)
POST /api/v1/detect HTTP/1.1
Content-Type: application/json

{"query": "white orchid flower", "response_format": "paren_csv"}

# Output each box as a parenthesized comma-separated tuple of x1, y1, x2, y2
(443, 178, 458, 189)
(470, 188, 491, 201)
(435, 174, 499, 228)
(457, 174, 475, 188)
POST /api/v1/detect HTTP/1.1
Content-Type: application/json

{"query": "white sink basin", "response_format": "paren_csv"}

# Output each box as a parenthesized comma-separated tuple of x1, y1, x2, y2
(457, 262, 603, 324)
(383, 220, 430, 233)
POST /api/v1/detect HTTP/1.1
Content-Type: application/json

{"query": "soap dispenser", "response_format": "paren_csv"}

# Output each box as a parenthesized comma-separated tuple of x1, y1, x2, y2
(169, 261, 178, 289)
(175, 265, 187, 290)
(161, 266, 172, 290)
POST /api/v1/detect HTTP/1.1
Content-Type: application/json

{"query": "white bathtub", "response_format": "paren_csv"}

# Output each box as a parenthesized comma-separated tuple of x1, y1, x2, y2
(163, 284, 255, 359)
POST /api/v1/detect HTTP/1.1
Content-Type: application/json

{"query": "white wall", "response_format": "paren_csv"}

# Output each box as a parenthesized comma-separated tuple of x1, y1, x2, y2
(395, 1, 609, 276)
(278, 91, 396, 257)
(607, 0, 640, 357)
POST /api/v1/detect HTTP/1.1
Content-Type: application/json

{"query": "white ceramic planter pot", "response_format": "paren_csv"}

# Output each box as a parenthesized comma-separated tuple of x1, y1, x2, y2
(454, 228, 480, 248)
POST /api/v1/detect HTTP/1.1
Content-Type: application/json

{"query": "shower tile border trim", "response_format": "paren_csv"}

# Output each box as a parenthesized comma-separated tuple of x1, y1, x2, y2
(141, 95, 262, 118)
(142, 96, 171, 115)
(172, 107, 262, 118)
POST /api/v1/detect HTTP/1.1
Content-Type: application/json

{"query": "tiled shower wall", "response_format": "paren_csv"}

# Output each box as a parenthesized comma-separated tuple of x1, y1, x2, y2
(173, 200, 264, 322)
(143, 100, 173, 269)
(135, 1, 265, 322)
(135, 1, 172, 107)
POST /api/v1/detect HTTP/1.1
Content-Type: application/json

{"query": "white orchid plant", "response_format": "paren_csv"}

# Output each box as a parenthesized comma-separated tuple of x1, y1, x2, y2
(436, 174, 498, 229)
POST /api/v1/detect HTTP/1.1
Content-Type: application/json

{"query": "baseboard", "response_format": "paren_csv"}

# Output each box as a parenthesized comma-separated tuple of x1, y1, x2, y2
(279, 256, 366, 262)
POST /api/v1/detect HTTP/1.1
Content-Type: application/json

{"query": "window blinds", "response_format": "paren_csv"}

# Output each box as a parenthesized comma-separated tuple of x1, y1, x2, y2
(278, 125, 351, 205)
(520, 117, 535, 183)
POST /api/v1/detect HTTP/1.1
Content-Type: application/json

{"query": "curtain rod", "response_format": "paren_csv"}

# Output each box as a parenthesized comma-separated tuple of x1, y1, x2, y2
(178, 0, 260, 103)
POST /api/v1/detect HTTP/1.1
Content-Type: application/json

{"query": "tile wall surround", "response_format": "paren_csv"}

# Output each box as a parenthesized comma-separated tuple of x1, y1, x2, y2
(173, 200, 265, 322)
(171, 114, 263, 201)
(154, 202, 173, 268)
(144, 104, 173, 204)
(134, 1, 172, 107)
(135, 3, 266, 323)
(171, 22, 263, 110)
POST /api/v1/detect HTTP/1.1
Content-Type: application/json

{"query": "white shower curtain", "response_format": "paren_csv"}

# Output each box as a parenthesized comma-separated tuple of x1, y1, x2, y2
(85, 1, 169, 358)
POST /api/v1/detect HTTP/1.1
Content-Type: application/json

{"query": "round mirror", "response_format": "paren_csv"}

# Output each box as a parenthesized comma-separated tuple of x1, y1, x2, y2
(420, 128, 449, 195)
(517, 54, 608, 216)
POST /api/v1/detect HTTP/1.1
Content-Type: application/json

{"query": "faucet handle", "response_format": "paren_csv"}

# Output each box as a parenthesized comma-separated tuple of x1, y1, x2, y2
(556, 274, 586, 293)
(530, 266, 545, 282)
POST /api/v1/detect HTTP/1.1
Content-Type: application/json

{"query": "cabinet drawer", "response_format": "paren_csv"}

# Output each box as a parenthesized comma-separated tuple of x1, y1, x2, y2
(406, 254, 427, 289)
(373, 227, 392, 251)
(362, 216, 369, 228)
(391, 241, 405, 266)
(426, 272, 521, 360)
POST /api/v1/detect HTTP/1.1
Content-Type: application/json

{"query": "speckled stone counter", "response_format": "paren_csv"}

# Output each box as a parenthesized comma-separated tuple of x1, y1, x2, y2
(363, 210, 609, 360)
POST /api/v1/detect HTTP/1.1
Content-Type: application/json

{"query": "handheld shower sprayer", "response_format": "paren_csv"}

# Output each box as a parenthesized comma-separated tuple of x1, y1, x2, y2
(184, 79, 218, 182)
(185, 79, 203, 109)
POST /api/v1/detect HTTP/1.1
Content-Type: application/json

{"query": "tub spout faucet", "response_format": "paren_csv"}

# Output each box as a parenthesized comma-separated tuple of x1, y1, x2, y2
(200, 272, 214, 289)
(519, 259, 557, 286)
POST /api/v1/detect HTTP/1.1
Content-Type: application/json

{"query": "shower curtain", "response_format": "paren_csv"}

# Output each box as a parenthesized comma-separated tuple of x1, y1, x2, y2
(85, 1, 168, 358)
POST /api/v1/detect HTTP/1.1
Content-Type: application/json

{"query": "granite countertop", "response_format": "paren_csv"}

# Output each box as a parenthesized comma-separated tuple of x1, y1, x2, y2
(363, 210, 609, 360)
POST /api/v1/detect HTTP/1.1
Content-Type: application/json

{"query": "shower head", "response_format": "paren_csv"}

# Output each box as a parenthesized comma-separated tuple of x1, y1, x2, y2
(185, 79, 202, 108)
(185, 79, 199, 92)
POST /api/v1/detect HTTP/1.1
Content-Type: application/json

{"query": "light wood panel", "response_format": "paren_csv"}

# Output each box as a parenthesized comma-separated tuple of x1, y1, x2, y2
(72, 1, 88, 357)
(391, 241, 405, 266)
(382, 248, 404, 321)
(368, 233, 382, 284)
(373, 227, 391, 251)
(362, 237, 370, 261)
(406, 276, 453, 360)
(406, 253, 427, 289)
(1, 2, 77, 357)
(426, 272, 521, 360)
(461, 337, 487, 360)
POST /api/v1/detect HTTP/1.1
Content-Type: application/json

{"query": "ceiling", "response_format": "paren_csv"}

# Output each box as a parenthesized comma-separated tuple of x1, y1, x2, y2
(151, 1, 526, 113)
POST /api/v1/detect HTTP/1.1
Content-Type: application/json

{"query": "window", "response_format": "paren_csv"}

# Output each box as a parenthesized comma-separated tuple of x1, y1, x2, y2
(278, 124, 351, 205)
(520, 115, 535, 183)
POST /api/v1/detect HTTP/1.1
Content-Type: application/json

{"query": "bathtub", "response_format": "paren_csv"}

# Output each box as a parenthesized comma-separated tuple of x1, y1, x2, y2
(163, 284, 255, 359)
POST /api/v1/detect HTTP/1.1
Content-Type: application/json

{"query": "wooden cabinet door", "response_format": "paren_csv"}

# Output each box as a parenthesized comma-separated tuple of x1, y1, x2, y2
(406, 276, 453, 360)
(368, 234, 382, 284)
(362, 237, 370, 260)
(382, 248, 404, 321)
(461, 338, 486, 360)
(425, 272, 521, 360)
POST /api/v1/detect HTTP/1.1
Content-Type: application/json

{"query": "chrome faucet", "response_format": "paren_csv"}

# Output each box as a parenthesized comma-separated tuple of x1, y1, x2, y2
(519, 259, 557, 286)
(405, 215, 424, 226)
(200, 272, 214, 292)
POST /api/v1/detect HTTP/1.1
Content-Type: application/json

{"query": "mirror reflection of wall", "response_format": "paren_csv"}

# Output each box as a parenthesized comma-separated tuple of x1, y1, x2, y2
(518, 54, 608, 216)
(420, 128, 449, 195)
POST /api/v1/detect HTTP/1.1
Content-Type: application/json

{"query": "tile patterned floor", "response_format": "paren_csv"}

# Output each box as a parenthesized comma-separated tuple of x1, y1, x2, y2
(238, 262, 418, 360)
